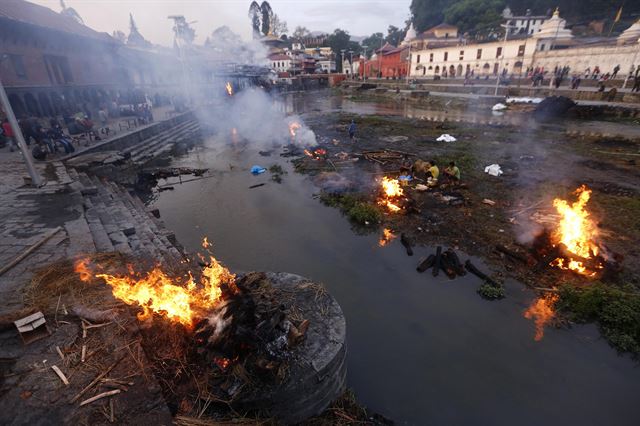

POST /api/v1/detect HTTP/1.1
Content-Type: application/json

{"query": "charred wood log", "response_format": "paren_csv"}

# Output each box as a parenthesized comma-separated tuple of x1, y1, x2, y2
(465, 260, 499, 287)
(446, 248, 466, 276)
(439, 252, 458, 279)
(416, 255, 435, 273)
(400, 233, 414, 256)
(432, 246, 442, 277)
(496, 244, 531, 265)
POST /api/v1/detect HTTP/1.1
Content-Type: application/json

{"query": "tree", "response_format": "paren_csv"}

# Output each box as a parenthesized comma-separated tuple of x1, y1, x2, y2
(361, 32, 384, 57)
(248, 1, 261, 38)
(386, 25, 406, 46)
(271, 14, 288, 36)
(260, 1, 273, 35)
(292, 26, 311, 40)
(325, 29, 362, 72)
(410, 0, 450, 32)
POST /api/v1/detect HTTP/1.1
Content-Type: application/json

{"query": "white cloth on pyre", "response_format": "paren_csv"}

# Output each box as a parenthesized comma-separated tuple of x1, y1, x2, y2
(492, 103, 507, 111)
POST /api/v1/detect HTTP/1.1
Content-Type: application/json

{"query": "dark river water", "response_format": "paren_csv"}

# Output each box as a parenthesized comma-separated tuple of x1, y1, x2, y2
(150, 92, 640, 425)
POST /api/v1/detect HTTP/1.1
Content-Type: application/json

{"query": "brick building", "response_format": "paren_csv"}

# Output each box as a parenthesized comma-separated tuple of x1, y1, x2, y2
(0, 0, 181, 118)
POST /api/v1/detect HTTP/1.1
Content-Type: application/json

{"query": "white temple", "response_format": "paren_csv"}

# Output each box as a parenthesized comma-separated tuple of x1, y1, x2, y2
(533, 8, 573, 42)
(618, 18, 640, 45)
(401, 23, 417, 46)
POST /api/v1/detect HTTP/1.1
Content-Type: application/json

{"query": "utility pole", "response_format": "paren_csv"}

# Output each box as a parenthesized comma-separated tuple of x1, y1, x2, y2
(494, 24, 512, 96)
(349, 50, 354, 78)
(406, 43, 412, 85)
(377, 38, 384, 79)
(340, 49, 346, 74)
(362, 45, 368, 79)
(0, 62, 43, 187)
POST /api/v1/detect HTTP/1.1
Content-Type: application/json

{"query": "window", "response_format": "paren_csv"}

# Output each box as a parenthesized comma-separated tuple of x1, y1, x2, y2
(444, 52, 448, 61)
(416, 54, 421, 63)
(476, 49, 482, 59)
(445, 33, 449, 38)
(459, 50, 464, 60)
(8, 54, 27, 79)
(517, 45, 525, 56)
(496, 47, 502, 58)
(43, 55, 73, 84)
(540, 44, 546, 51)
(429, 53, 434, 62)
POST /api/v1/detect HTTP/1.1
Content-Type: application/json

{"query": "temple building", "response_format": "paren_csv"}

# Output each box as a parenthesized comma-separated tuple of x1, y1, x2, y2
(408, 10, 640, 79)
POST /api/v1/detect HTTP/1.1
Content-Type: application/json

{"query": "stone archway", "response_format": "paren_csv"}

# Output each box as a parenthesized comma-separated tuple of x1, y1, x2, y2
(8, 94, 26, 117)
(456, 65, 463, 77)
(482, 63, 491, 75)
(449, 65, 455, 76)
(434, 66, 440, 75)
(24, 92, 41, 117)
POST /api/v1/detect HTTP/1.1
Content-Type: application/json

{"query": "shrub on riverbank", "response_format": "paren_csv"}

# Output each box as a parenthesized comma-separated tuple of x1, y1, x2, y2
(319, 192, 381, 225)
(557, 282, 640, 355)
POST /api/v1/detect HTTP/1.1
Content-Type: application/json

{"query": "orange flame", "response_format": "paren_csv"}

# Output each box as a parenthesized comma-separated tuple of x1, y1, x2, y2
(378, 228, 396, 247)
(289, 122, 301, 140)
(225, 82, 233, 96)
(378, 177, 403, 213)
(551, 185, 602, 276)
(78, 239, 235, 327)
(74, 258, 92, 283)
(524, 294, 558, 341)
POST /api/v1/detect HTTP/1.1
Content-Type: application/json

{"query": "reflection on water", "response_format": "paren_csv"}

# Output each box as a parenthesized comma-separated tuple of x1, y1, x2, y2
(274, 90, 640, 139)
(149, 95, 639, 425)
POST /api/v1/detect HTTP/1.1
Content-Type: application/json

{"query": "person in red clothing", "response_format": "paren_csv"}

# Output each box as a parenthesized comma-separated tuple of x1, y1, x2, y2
(2, 118, 17, 152)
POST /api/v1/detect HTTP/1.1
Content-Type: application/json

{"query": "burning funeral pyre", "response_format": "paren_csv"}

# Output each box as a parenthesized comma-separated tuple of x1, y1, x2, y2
(532, 185, 620, 278)
(72, 240, 345, 421)
(225, 82, 233, 97)
(378, 176, 404, 213)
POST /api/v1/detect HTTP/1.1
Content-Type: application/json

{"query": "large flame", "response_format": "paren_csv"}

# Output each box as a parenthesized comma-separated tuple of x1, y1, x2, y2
(378, 177, 403, 212)
(225, 82, 233, 96)
(74, 240, 236, 327)
(289, 122, 301, 140)
(524, 294, 558, 341)
(551, 185, 601, 276)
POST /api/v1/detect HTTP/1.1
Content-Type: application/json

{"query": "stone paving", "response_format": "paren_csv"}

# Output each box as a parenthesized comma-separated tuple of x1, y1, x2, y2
(0, 109, 195, 316)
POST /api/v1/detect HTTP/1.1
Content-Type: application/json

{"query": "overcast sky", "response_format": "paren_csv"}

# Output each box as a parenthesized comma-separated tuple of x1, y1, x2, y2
(31, 0, 412, 46)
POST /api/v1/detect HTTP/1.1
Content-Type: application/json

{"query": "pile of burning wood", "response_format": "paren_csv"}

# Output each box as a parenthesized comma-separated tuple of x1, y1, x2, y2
(74, 243, 311, 404)
(506, 186, 622, 278)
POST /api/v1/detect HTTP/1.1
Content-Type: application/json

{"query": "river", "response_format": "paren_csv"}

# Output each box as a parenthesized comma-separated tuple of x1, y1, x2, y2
(149, 91, 640, 425)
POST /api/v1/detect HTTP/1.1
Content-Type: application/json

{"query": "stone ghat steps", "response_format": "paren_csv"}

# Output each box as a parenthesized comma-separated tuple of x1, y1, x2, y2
(122, 120, 201, 165)
(71, 169, 184, 263)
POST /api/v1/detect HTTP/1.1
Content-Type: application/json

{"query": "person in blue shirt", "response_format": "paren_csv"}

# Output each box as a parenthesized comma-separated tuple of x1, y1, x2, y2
(348, 120, 356, 141)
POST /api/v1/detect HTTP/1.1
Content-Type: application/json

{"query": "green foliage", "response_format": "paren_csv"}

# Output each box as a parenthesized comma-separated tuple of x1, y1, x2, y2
(386, 25, 406, 46)
(444, 0, 504, 35)
(325, 29, 362, 72)
(362, 32, 384, 57)
(557, 282, 640, 355)
(410, 0, 640, 38)
(477, 282, 506, 300)
(319, 192, 381, 225)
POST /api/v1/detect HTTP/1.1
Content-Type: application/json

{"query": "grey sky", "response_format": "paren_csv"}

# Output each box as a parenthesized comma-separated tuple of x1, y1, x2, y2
(31, 0, 412, 46)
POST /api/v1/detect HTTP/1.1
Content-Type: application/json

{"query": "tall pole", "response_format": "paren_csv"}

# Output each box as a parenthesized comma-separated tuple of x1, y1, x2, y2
(406, 44, 411, 85)
(362, 46, 368, 79)
(0, 75, 43, 187)
(378, 37, 383, 79)
(349, 51, 354, 78)
(494, 26, 509, 96)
